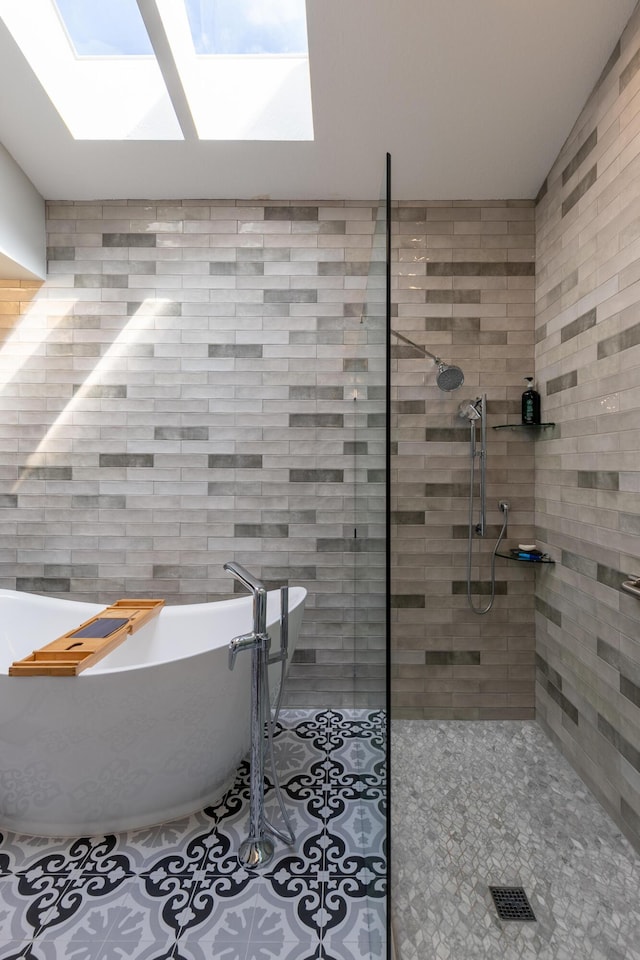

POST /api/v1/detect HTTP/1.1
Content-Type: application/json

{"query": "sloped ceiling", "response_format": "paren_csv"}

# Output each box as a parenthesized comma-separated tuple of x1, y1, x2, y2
(0, 0, 636, 200)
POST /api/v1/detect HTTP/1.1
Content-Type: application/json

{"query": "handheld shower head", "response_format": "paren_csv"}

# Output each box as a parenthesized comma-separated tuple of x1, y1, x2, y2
(458, 398, 483, 420)
(436, 362, 465, 392)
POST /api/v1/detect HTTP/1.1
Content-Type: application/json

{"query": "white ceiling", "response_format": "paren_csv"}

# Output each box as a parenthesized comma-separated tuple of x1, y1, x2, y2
(0, 0, 636, 201)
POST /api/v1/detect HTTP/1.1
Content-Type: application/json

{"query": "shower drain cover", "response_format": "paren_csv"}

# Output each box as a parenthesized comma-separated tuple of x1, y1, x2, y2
(489, 886, 536, 922)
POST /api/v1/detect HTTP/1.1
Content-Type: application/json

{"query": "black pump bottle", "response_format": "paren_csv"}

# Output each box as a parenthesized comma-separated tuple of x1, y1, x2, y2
(521, 377, 541, 425)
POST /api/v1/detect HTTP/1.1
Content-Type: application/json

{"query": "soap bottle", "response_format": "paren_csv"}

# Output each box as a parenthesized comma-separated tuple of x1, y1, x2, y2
(521, 377, 541, 425)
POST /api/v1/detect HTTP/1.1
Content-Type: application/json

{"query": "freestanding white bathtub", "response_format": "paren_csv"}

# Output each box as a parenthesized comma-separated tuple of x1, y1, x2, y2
(0, 586, 306, 836)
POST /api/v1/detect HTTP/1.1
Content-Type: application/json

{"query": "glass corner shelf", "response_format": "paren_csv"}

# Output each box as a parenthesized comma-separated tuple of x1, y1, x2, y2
(495, 551, 555, 564)
(493, 422, 555, 430)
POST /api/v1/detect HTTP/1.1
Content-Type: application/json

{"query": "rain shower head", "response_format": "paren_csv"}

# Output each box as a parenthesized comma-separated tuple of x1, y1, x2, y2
(436, 362, 465, 392)
(391, 329, 465, 392)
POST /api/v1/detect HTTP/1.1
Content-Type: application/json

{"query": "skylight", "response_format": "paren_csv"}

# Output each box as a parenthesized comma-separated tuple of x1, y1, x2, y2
(53, 0, 154, 56)
(154, 0, 313, 140)
(184, 0, 308, 55)
(0, 0, 182, 139)
(0, 0, 313, 141)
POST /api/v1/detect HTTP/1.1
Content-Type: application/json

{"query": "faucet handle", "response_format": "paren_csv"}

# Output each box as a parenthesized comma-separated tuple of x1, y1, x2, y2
(228, 631, 258, 671)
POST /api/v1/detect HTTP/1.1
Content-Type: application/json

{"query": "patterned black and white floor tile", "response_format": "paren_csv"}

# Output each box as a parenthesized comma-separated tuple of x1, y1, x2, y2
(0, 709, 387, 960)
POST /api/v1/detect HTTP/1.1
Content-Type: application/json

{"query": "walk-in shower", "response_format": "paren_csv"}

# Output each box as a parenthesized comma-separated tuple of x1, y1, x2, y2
(458, 394, 509, 614)
(391, 329, 464, 391)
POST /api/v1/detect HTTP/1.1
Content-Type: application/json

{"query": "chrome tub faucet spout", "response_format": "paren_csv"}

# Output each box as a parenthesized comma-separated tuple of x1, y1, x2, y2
(224, 561, 268, 638)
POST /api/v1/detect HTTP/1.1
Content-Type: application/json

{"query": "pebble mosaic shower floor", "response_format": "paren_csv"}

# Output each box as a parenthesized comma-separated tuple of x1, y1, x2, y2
(0, 710, 386, 960)
(391, 720, 640, 960)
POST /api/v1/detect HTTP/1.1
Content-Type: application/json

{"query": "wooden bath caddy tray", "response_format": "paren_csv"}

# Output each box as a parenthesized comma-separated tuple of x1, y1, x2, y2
(9, 598, 164, 676)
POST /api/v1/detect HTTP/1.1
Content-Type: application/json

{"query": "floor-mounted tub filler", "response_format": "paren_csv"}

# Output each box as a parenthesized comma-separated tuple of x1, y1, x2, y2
(0, 584, 306, 836)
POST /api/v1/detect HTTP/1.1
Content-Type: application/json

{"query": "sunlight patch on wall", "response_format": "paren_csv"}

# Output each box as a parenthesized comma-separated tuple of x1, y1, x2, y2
(15, 300, 167, 480)
(0, 293, 75, 394)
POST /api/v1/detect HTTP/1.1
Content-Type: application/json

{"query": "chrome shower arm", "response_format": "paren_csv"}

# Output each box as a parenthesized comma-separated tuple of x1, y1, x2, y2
(391, 328, 441, 364)
(392, 328, 464, 390)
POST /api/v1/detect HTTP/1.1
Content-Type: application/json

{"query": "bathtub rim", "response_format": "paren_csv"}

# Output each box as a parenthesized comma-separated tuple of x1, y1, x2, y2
(0, 585, 307, 676)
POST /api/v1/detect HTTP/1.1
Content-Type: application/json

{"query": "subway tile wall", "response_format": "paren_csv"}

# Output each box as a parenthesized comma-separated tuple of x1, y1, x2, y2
(535, 3, 640, 851)
(0, 202, 385, 708)
(390, 201, 537, 720)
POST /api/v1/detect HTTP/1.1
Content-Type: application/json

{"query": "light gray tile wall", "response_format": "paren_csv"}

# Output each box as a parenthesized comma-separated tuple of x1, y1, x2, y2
(535, 2, 640, 851)
(391, 200, 537, 720)
(0, 201, 385, 708)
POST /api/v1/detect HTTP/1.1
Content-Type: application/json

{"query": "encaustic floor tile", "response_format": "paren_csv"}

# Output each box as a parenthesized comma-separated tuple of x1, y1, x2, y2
(0, 710, 387, 960)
